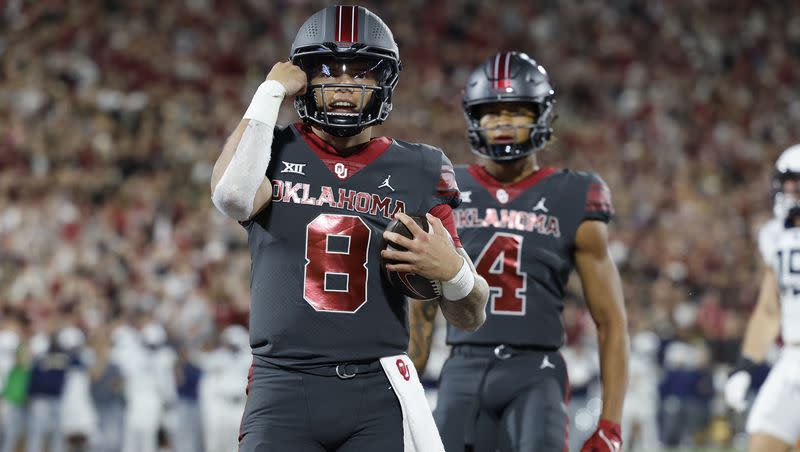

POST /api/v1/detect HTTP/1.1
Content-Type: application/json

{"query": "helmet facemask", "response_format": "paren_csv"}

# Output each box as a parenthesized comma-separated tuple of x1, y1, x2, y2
(465, 99, 554, 162)
(293, 47, 399, 137)
(774, 170, 800, 227)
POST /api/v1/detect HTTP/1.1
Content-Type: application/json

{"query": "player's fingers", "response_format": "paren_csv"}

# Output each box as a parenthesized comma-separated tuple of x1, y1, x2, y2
(383, 231, 416, 250)
(294, 67, 308, 95)
(395, 212, 425, 238)
(385, 263, 417, 273)
(425, 213, 446, 236)
(380, 249, 417, 263)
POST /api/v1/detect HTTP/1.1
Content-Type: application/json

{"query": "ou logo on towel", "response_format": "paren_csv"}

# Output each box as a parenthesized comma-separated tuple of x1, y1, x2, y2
(396, 358, 410, 381)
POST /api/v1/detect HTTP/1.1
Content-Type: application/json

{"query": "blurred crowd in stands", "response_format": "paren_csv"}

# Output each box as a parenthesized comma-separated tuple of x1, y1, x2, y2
(1, 0, 799, 450)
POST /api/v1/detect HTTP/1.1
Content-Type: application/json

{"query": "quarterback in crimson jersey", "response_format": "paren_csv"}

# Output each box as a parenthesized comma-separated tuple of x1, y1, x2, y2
(210, 6, 488, 452)
(409, 52, 629, 452)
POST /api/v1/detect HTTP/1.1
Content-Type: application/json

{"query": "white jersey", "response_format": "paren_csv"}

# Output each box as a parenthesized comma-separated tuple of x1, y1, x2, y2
(760, 218, 800, 343)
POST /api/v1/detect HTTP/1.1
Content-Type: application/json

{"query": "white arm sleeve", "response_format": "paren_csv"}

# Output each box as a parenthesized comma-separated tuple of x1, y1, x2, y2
(212, 80, 285, 221)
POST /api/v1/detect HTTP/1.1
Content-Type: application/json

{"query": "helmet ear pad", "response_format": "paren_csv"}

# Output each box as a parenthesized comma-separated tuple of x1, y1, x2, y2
(530, 126, 551, 150)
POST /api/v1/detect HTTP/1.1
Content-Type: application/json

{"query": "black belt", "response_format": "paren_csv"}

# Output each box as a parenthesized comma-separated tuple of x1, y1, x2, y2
(459, 344, 558, 452)
(452, 343, 558, 360)
(267, 360, 384, 379)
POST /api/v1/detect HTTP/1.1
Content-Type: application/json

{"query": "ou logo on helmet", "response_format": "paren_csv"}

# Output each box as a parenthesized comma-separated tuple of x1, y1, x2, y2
(335, 162, 348, 179)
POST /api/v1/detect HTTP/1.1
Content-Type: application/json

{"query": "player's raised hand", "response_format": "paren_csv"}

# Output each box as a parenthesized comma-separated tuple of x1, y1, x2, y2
(381, 212, 463, 282)
(266, 61, 307, 96)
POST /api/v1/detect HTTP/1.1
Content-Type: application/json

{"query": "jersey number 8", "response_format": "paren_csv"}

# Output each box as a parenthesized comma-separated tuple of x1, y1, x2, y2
(304, 214, 370, 313)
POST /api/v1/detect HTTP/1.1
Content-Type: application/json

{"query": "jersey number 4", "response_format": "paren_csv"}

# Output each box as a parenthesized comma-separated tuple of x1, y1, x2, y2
(474, 232, 527, 315)
(304, 214, 371, 313)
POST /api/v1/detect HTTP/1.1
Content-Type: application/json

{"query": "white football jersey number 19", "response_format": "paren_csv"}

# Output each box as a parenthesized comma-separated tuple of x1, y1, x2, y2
(774, 229, 800, 343)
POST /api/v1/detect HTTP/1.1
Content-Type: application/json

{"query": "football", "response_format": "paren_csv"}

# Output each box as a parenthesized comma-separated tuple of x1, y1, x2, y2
(381, 215, 443, 301)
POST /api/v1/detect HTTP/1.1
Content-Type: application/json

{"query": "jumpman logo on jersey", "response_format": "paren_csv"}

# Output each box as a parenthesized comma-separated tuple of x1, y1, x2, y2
(379, 175, 395, 192)
(533, 197, 549, 213)
(540, 355, 555, 370)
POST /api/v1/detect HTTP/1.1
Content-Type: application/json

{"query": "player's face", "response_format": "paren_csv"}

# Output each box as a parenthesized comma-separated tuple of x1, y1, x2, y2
(305, 56, 386, 115)
(781, 177, 800, 200)
(477, 103, 537, 145)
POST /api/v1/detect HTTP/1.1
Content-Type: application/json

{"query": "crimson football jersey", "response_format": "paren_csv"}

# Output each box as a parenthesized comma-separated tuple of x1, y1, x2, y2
(447, 164, 614, 348)
(242, 124, 460, 367)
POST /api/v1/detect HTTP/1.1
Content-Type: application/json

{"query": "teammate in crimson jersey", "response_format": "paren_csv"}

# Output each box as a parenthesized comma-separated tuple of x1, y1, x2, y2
(408, 52, 629, 452)
(210, 6, 488, 451)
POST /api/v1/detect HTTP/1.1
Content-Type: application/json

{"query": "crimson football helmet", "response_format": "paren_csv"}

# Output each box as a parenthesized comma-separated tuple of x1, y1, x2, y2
(290, 6, 401, 137)
(463, 51, 555, 160)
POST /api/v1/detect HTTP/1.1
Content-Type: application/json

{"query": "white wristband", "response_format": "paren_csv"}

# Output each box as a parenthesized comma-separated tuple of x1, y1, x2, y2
(243, 80, 286, 126)
(442, 256, 475, 301)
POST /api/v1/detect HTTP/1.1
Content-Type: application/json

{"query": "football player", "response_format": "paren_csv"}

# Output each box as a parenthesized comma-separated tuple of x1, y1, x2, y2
(210, 6, 489, 451)
(408, 52, 629, 452)
(724, 145, 800, 452)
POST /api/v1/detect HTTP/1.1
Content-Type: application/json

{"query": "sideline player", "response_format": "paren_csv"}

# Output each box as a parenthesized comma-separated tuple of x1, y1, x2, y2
(210, 6, 489, 451)
(408, 52, 628, 452)
(724, 145, 800, 452)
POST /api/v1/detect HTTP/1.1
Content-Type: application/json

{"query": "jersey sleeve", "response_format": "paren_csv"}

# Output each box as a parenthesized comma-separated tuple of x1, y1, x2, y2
(428, 203, 462, 248)
(435, 152, 461, 209)
(758, 220, 780, 270)
(582, 173, 615, 223)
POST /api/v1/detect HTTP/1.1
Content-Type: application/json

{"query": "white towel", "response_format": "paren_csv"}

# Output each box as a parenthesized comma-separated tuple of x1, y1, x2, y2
(380, 354, 445, 452)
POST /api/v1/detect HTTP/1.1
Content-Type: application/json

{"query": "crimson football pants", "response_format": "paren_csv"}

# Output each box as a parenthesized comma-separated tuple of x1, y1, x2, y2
(238, 358, 403, 452)
(434, 346, 569, 452)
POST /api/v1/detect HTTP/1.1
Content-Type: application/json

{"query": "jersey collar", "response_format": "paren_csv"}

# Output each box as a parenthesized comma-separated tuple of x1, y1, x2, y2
(295, 123, 392, 181)
(468, 164, 557, 205)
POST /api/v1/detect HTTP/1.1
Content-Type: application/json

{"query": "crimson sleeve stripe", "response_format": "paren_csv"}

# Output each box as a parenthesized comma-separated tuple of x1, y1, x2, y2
(437, 163, 458, 192)
(429, 204, 462, 248)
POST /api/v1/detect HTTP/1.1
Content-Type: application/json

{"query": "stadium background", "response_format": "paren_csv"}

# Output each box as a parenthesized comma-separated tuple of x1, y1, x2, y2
(1, 0, 799, 451)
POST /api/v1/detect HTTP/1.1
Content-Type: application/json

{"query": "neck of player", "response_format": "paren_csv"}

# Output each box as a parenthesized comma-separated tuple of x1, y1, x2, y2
(311, 126, 373, 155)
(483, 154, 540, 184)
